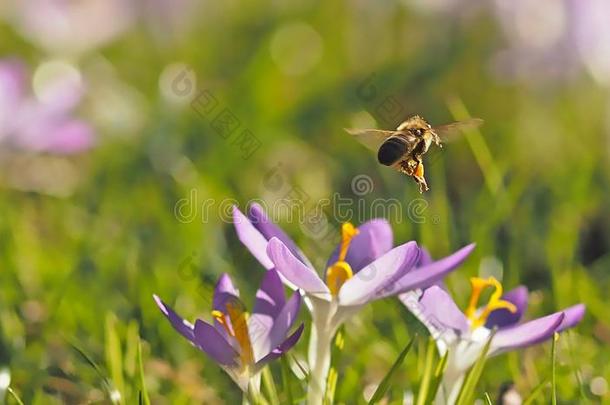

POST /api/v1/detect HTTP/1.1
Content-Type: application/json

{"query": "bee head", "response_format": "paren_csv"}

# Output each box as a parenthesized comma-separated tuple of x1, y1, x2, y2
(396, 115, 431, 137)
(412, 127, 425, 137)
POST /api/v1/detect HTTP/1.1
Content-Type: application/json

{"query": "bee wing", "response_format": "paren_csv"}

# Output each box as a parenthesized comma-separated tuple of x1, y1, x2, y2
(423, 145, 445, 167)
(432, 118, 483, 142)
(345, 128, 404, 152)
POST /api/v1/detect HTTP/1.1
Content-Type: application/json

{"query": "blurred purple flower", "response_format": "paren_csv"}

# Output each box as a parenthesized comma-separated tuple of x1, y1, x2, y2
(567, 0, 610, 85)
(154, 270, 304, 391)
(142, 0, 201, 41)
(491, 0, 610, 84)
(3, 0, 200, 54)
(405, 0, 610, 84)
(5, 0, 135, 55)
(0, 58, 94, 154)
(400, 275, 585, 403)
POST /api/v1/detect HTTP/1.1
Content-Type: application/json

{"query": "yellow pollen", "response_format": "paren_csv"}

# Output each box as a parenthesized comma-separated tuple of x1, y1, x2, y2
(415, 162, 424, 179)
(465, 276, 518, 329)
(211, 299, 254, 365)
(212, 309, 232, 335)
(338, 223, 359, 262)
(325, 223, 358, 295)
(326, 261, 354, 296)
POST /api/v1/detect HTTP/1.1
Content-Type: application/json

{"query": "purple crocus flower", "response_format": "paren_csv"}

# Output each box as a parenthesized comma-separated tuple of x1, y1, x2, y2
(0, 58, 94, 154)
(154, 270, 304, 391)
(233, 203, 474, 404)
(233, 203, 474, 310)
(400, 274, 585, 404)
(490, 0, 610, 85)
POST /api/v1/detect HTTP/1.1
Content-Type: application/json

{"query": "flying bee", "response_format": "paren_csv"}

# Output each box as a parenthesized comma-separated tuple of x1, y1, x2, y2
(346, 115, 483, 193)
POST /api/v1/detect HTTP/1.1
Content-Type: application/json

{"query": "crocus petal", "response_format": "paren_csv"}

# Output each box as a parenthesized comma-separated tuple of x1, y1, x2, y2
(418, 248, 449, 291)
(153, 294, 195, 341)
(266, 293, 301, 351)
(255, 323, 305, 368)
(249, 271, 297, 362)
(402, 285, 469, 336)
(491, 312, 564, 354)
(213, 273, 240, 312)
(233, 205, 274, 270)
(418, 248, 433, 266)
(267, 237, 329, 296)
(253, 269, 286, 319)
(212, 273, 242, 341)
(338, 241, 420, 306)
(193, 319, 239, 366)
(326, 219, 393, 273)
(249, 291, 301, 363)
(557, 304, 585, 332)
(248, 203, 312, 266)
(486, 286, 529, 329)
(377, 243, 476, 300)
(248, 312, 273, 362)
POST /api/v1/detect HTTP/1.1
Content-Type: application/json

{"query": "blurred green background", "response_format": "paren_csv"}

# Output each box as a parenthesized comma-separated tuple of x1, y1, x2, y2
(0, 0, 609, 403)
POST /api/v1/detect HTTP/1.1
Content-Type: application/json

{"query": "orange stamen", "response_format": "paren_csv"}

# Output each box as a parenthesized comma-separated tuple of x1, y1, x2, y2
(465, 277, 518, 329)
(325, 223, 359, 295)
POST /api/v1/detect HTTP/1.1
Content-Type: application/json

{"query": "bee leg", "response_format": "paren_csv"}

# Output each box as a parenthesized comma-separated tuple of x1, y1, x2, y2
(401, 160, 416, 176)
(413, 161, 429, 193)
(433, 133, 443, 148)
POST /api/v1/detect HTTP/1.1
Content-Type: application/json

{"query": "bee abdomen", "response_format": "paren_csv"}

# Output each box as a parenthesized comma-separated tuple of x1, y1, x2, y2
(377, 137, 407, 166)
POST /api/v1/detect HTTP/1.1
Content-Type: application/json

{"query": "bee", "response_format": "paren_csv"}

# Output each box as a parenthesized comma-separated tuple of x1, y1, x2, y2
(346, 115, 483, 193)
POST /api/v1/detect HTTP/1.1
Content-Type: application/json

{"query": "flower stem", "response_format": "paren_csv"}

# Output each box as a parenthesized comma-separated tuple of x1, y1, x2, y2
(438, 371, 464, 405)
(245, 373, 264, 405)
(551, 333, 558, 405)
(307, 322, 332, 405)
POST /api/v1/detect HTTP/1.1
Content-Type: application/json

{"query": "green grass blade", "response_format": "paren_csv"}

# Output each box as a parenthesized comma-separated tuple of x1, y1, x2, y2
(324, 367, 338, 405)
(289, 353, 309, 381)
(447, 96, 503, 196)
(105, 313, 125, 404)
(280, 356, 294, 405)
(124, 320, 140, 379)
(368, 334, 417, 405)
(136, 338, 151, 405)
(523, 379, 549, 405)
(247, 382, 270, 405)
(69, 341, 116, 401)
(564, 331, 587, 400)
(415, 337, 436, 405)
(324, 327, 345, 405)
(484, 392, 493, 404)
(7, 387, 25, 405)
(551, 332, 558, 405)
(262, 366, 281, 405)
(425, 350, 449, 405)
(456, 331, 495, 405)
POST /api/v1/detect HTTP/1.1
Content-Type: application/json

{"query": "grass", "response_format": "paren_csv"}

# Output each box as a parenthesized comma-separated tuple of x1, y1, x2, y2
(0, 1, 608, 403)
